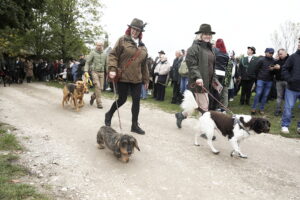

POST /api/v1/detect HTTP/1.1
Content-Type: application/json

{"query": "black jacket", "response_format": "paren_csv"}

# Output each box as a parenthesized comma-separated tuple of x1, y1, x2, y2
(170, 57, 183, 82)
(281, 50, 300, 92)
(214, 48, 229, 72)
(273, 55, 289, 81)
(239, 56, 259, 80)
(256, 56, 275, 81)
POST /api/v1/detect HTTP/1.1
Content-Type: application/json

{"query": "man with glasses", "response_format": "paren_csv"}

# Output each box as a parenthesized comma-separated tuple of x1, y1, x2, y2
(281, 38, 300, 134)
(84, 41, 107, 109)
(251, 48, 275, 115)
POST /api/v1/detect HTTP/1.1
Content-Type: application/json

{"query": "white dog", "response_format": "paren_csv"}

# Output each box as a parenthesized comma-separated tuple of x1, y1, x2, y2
(181, 90, 271, 158)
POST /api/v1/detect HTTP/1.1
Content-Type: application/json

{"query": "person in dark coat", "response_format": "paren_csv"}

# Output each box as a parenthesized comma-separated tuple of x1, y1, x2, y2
(78, 55, 85, 80)
(175, 24, 218, 128)
(152, 50, 165, 98)
(211, 38, 229, 111)
(273, 49, 289, 116)
(251, 48, 276, 115)
(238, 46, 259, 105)
(280, 38, 300, 134)
(170, 50, 183, 104)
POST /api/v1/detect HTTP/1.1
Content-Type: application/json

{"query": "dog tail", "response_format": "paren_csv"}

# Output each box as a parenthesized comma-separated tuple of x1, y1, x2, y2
(181, 90, 199, 115)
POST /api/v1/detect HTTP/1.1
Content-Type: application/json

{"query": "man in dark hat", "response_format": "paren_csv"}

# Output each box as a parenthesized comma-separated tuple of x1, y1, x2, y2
(152, 50, 165, 98)
(238, 46, 259, 105)
(251, 48, 275, 115)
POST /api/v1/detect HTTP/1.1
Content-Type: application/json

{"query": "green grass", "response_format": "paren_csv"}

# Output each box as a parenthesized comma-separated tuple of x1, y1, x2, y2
(228, 94, 300, 138)
(45, 81, 300, 138)
(0, 129, 23, 151)
(0, 125, 49, 200)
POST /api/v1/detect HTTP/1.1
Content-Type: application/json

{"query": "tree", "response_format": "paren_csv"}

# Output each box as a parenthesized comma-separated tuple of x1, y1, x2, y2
(0, 0, 105, 59)
(271, 21, 300, 54)
(0, 0, 45, 30)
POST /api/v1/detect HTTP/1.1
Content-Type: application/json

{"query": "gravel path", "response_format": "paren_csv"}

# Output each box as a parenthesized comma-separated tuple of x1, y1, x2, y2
(0, 83, 299, 200)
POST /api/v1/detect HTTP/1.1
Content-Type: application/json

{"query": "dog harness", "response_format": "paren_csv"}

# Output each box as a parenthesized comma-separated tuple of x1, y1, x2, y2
(232, 115, 251, 136)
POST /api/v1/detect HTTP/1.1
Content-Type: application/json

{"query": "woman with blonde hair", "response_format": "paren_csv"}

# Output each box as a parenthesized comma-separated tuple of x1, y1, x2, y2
(175, 24, 218, 128)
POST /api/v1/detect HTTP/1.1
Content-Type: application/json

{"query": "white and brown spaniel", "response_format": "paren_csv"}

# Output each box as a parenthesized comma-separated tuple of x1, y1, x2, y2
(181, 90, 271, 158)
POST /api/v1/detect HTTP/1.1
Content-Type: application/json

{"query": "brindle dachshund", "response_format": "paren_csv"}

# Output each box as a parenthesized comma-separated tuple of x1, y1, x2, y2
(62, 81, 85, 111)
(97, 126, 140, 163)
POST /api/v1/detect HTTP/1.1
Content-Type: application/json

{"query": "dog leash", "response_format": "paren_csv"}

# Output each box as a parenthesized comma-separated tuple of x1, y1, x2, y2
(190, 83, 252, 134)
(112, 81, 123, 133)
(190, 83, 234, 115)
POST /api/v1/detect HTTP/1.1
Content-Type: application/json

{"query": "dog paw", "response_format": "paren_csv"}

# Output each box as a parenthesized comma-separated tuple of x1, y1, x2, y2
(194, 143, 200, 146)
(213, 151, 220, 155)
(239, 153, 248, 159)
(230, 150, 235, 157)
(97, 144, 105, 149)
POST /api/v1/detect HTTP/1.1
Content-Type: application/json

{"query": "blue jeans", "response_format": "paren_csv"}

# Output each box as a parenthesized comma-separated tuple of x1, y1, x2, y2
(281, 88, 300, 128)
(252, 80, 273, 110)
(180, 77, 188, 94)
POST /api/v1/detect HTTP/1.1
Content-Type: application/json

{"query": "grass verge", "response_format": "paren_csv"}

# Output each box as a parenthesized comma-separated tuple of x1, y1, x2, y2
(0, 124, 49, 200)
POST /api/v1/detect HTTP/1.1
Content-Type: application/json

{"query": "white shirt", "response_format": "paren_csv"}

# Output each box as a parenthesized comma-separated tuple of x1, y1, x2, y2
(248, 56, 253, 63)
(131, 37, 139, 46)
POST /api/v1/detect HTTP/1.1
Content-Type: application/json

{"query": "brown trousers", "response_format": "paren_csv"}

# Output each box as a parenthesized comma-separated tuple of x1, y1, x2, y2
(92, 71, 104, 106)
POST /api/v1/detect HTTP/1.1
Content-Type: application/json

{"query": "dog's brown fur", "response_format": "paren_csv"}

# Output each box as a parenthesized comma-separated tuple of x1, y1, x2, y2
(97, 126, 140, 163)
(62, 81, 86, 111)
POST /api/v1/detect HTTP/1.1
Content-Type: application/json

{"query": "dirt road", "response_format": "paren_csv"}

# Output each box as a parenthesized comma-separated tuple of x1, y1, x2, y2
(0, 83, 299, 200)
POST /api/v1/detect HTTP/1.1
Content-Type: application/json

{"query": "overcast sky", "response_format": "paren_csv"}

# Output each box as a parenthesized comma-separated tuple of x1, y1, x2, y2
(101, 0, 300, 60)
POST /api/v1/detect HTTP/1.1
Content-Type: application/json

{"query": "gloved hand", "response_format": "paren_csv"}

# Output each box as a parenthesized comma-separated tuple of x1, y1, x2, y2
(84, 72, 90, 78)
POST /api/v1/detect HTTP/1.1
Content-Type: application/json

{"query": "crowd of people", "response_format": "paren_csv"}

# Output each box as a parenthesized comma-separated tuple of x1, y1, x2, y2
(1, 18, 300, 135)
(0, 56, 86, 85)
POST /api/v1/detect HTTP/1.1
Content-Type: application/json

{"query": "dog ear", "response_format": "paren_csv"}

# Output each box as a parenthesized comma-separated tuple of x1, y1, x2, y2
(131, 137, 140, 151)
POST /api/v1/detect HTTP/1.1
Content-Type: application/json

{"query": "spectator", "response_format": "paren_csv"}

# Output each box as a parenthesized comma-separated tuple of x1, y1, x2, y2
(78, 55, 85, 81)
(24, 58, 34, 83)
(141, 57, 153, 99)
(226, 50, 238, 102)
(154, 56, 170, 101)
(71, 59, 79, 82)
(239, 46, 258, 105)
(273, 49, 289, 116)
(152, 50, 165, 99)
(281, 38, 300, 134)
(179, 49, 189, 94)
(212, 38, 229, 111)
(170, 50, 183, 104)
(251, 48, 276, 115)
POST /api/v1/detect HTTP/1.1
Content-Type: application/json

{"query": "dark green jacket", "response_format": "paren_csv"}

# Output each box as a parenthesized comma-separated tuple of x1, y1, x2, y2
(239, 56, 258, 80)
(186, 40, 217, 93)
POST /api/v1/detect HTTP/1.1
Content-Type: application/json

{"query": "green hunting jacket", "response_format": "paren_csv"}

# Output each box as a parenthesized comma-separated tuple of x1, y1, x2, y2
(186, 40, 217, 93)
(84, 49, 107, 72)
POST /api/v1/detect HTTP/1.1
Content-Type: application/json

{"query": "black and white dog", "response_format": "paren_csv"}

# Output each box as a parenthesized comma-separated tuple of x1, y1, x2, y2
(181, 90, 271, 158)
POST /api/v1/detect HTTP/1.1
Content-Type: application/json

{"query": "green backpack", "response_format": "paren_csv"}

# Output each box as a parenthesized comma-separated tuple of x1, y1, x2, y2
(178, 60, 188, 76)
